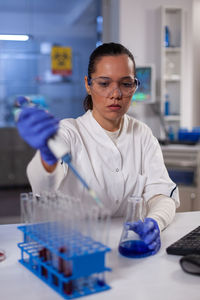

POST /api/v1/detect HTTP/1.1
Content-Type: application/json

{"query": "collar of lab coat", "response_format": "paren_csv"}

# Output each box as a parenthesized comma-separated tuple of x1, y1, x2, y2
(80, 110, 129, 146)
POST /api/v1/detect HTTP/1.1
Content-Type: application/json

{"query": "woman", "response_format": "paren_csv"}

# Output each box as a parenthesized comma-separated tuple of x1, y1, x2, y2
(17, 42, 179, 254)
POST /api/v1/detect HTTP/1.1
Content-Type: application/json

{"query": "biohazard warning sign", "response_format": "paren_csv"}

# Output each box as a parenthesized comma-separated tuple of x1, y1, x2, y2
(51, 46, 72, 75)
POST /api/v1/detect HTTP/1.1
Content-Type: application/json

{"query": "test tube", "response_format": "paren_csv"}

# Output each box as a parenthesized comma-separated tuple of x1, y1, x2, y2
(74, 277, 84, 294)
(49, 193, 61, 277)
(98, 208, 111, 246)
(72, 197, 84, 237)
(90, 205, 100, 242)
(96, 209, 110, 289)
(97, 272, 106, 287)
(39, 247, 51, 278)
(20, 193, 33, 224)
(58, 246, 73, 295)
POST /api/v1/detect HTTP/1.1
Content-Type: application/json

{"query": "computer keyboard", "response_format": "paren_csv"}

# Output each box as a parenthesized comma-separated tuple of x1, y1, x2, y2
(166, 225, 200, 256)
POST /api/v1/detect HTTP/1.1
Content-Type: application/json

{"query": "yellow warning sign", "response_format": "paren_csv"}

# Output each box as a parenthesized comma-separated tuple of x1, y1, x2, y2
(51, 46, 72, 75)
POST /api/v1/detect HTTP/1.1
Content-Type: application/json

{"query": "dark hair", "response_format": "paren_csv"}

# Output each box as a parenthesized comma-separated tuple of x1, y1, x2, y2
(83, 42, 136, 111)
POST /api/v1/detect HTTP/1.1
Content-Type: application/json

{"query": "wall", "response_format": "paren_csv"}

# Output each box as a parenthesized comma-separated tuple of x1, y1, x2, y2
(103, 0, 196, 137)
(0, 0, 100, 125)
(192, 0, 200, 127)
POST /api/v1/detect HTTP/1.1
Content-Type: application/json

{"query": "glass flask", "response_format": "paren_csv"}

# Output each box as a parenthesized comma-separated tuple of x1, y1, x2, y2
(118, 196, 152, 258)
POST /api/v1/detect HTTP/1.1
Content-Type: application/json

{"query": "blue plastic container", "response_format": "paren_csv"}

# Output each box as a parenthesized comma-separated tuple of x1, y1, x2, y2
(178, 128, 200, 143)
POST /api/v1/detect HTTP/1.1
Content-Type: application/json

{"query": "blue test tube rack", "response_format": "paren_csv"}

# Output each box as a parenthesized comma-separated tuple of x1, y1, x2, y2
(17, 223, 111, 299)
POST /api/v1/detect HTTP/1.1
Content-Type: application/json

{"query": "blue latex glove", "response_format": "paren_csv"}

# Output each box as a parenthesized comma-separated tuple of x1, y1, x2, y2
(17, 106, 59, 165)
(15, 96, 29, 107)
(126, 218, 161, 255)
(15, 95, 48, 109)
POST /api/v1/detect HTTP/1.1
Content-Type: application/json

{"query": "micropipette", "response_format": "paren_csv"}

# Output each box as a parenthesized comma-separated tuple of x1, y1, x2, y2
(14, 98, 103, 208)
(62, 153, 103, 207)
(47, 134, 103, 207)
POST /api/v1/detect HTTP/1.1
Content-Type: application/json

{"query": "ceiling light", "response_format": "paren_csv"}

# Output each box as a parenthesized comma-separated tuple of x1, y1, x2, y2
(0, 34, 30, 41)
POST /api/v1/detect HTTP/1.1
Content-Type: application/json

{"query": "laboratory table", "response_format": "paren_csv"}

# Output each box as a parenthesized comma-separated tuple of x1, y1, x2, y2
(0, 211, 200, 300)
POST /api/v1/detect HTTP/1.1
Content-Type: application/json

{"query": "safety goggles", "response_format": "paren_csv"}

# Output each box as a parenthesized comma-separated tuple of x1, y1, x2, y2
(88, 76, 140, 98)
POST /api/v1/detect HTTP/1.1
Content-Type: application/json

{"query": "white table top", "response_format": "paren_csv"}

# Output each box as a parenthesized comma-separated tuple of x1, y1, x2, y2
(0, 211, 200, 300)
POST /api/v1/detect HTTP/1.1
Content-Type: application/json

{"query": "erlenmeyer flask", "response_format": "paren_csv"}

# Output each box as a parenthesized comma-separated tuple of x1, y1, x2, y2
(118, 196, 151, 258)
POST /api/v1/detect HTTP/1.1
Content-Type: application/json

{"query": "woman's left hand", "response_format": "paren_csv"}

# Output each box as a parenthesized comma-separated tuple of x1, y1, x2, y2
(126, 218, 161, 254)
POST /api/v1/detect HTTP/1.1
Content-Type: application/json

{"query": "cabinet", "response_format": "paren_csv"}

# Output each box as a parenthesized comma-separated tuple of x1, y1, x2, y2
(0, 128, 35, 186)
(160, 7, 183, 138)
(161, 145, 200, 212)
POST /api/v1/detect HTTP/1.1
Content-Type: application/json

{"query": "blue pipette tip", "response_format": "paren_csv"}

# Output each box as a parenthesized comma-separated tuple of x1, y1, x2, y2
(88, 189, 103, 208)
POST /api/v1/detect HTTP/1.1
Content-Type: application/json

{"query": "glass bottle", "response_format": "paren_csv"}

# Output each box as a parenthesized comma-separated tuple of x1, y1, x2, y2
(164, 94, 170, 116)
(118, 196, 151, 258)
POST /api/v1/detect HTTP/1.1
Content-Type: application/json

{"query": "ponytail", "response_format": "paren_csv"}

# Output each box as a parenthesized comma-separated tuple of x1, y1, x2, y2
(83, 94, 93, 111)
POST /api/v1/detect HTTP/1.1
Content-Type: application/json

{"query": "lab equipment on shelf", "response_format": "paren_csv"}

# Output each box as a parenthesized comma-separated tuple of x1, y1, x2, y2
(165, 26, 170, 47)
(18, 191, 111, 299)
(178, 127, 200, 144)
(164, 94, 170, 116)
(168, 126, 175, 141)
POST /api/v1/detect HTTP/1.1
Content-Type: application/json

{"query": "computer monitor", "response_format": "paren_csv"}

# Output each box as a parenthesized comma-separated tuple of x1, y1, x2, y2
(132, 65, 156, 103)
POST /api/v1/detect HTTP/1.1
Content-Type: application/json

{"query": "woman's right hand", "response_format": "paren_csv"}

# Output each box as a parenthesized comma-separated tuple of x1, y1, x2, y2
(17, 106, 59, 166)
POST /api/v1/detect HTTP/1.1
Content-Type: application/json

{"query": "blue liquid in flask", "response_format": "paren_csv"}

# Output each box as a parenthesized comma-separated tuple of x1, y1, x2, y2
(119, 196, 155, 258)
(119, 240, 153, 258)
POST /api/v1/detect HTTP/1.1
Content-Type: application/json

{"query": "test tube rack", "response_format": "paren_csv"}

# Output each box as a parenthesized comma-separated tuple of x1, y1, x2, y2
(18, 222, 111, 299)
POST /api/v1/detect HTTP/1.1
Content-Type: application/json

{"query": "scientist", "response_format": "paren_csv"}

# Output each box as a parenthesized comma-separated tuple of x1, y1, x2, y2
(17, 42, 179, 255)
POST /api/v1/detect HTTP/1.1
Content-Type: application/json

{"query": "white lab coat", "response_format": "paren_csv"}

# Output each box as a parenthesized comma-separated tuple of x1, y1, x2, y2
(27, 110, 179, 217)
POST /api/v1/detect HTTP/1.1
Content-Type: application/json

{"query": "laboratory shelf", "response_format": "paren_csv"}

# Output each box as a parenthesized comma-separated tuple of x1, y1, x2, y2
(164, 47, 181, 53)
(164, 115, 180, 122)
(160, 6, 183, 136)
